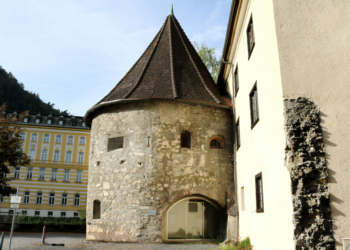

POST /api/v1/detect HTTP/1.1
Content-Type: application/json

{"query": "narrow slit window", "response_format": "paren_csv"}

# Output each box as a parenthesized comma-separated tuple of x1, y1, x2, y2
(236, 119, 241, 149)
(210, 138, 222, 149)
(249, 83, 259, 127)
(234, 65, 239, 95)
(93, 200, 101, 219)
(180, 131, 191, 149)
(107, 136, 124, 152)
(255, 172, 264, 212)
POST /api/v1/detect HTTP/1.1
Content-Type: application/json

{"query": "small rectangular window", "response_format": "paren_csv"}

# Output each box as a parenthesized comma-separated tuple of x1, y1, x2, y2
(35, 119, 40, 124)
(61, 212, 66, 217)
(35, 211, 40, 216)
(55, 135, 62, 143)
(29, 149, 36, 160)
(41, 150, 48, 163)
(63, 169, 70, 181)
(59, 120, 63, 125)
(65, 151, 72, 164)
(67, 136, 73, 144)
(47, 119, 52, 125)
(107, 137, 124, 152)
(241, 187, 245, 211)
(234, 65, 239, 96)
(76, 170, 82, 182)
(43, 134, 49, 142)
(80, 137, 85, 145)
(77, 152, 84, 165)
(36, 192, 43, 205)
(48, 211, 53, 217)
(23, 191, 30, 204)
(14, 167, 20, 179)
(38, 168, 45, 180)
(74, 212, 79, 217)
(93, 200, 101, 219)
(53, 150, 60, 163)
(20, 133, 25, 140)
(61, 193, 68, 206)
(249, 83, 259, 128)
(236, 118, 241, 149)
(74, 194, 80, 206)
(247, 15, 255, 58)
(24, 118, 28, 123)
(31, 133, 37, 141)
(255, 172, 264, 212)
(51, 169, 58, 181)
(48, 193, 55, 205)
(9, 210, 14, 215)
(22, 210, 27, 215)
(82, 122, 86, 127)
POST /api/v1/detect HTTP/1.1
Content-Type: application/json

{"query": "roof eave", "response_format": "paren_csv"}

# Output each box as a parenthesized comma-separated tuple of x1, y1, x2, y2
(84, 98, 232, 124)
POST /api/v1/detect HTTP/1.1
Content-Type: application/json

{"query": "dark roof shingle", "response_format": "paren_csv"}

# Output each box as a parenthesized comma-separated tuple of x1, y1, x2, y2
(86, 14, 230, 122)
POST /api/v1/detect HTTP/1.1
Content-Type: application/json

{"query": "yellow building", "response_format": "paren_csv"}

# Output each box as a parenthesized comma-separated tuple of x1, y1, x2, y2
(0, 112, 90, 217)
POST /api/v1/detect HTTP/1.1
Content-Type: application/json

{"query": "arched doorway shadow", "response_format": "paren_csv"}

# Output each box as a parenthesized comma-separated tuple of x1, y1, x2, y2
(162, 195, 225, 242)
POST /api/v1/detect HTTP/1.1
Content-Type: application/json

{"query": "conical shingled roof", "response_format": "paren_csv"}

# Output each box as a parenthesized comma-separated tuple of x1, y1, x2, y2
(85, 14, 230, 122)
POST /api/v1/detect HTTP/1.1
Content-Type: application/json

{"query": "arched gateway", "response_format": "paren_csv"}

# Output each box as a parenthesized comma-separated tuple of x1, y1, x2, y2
(165, 196, 222, 241)
(84, 8, 233, 243)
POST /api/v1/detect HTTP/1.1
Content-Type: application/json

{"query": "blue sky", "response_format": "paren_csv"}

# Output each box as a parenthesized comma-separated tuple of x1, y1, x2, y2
(0, 0, 231, 116)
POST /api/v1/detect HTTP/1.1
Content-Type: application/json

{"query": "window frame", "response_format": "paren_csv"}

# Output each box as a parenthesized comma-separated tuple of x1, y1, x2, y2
(48, 211, 53, 217)
(209, 137, 223, 149)
(55, 135, 62, 143)
(35, 211, 40, 216)
(60, 212, 66, 217)
(255, 172, 264, 213)
(41, 150, 48, 163)
(61, 193, 68, 206)
(236, 118, 241, 150)
(79, 137, 85, 145)
(67, 136, 74, 144)
(180, 131, 191, 149)
(249, 82, 259, 129)
(23, 191, 30, 204)
(246, 14, 255, 59)
(31, 133, 38, 142)
(14, 167, 20, 179)
(76, 170, 82, 182)
(93, 200, 101, 219)
(74, 194, 80, 206)
(38, 168, 45, 180)
(36, 192, 43, 205)
(234, 65, 239, 96)
(51, 169, 58, 181)
(77, 152, 84, 165)
(48, 192, 55, 205)
(65, 151, 72, 164)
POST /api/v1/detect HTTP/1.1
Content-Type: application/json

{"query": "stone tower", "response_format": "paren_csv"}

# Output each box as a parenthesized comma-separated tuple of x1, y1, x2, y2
(84, 11, 233, 243)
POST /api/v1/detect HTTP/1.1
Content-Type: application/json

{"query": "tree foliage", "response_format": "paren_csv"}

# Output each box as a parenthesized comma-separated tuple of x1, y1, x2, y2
(193, 42, 221, 83)
(0, 104, 31, 197)
(0, 65, 71, 115)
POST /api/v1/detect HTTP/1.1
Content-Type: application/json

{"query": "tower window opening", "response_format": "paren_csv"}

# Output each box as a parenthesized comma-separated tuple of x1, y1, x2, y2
(210, 138, 222, 149)
(181, 131, 191, 149)
(93, 200, 101, 219)
(107, 136, 124, 152)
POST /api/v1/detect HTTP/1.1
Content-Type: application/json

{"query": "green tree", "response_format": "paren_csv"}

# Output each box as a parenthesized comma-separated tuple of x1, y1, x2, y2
(193, 42, 221, 83)
(0, 104, 31, 197)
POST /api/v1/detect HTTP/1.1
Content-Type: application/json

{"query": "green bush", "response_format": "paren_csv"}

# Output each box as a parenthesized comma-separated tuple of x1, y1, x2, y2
(78, 208, 86, 219)
(220, 237, 252, 250)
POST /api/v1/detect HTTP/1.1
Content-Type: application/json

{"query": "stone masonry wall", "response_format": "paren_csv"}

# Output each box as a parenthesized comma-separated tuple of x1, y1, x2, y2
(284, 98, 335, 250)
(86, 101, 233, 242)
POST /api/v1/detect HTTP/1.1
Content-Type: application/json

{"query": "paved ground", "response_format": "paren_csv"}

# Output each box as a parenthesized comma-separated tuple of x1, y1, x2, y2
(0, 232, 220, 250)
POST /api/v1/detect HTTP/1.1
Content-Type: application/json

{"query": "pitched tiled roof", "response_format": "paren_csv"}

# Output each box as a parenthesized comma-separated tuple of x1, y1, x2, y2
(85, 14, 231, 122)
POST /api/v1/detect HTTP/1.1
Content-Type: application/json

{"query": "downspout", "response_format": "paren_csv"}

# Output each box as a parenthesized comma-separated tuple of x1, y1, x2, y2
(223, 60, 239, 241)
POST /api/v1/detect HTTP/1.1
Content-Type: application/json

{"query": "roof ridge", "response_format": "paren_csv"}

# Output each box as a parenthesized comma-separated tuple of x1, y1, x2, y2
(95, 18, 167, 106)
(170, 15, 221, 104)
(168, 17, 178, 99)
(123, 17, 169, 99)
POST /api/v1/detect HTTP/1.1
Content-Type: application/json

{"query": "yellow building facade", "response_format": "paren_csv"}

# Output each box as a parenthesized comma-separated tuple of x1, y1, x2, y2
(0, 112, 90, 217)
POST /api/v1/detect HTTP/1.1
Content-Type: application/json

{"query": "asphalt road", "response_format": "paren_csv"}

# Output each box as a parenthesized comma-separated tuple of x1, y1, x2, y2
(0, 232, 220, 250)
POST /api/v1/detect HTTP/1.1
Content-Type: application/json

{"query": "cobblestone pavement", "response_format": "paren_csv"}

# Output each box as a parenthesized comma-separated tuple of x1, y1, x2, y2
(1, 232, 220, 250)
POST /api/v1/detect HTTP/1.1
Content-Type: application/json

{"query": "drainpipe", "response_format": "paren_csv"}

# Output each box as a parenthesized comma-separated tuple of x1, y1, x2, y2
(223, 60, 239, 241)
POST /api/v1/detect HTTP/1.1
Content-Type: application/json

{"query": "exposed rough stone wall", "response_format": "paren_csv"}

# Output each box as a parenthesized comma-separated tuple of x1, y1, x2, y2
(284, 98, 335, 250)
(86, 101, 233, 242)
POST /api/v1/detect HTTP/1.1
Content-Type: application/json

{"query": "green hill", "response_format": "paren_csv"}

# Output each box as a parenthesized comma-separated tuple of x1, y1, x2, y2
(0, 65, 70, 115)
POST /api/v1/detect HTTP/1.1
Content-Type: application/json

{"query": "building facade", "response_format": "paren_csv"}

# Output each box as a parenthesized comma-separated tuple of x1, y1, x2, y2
(0, 113, 90, 218)
(218, 0, 350, 249)
(84, 12, 234, 242)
